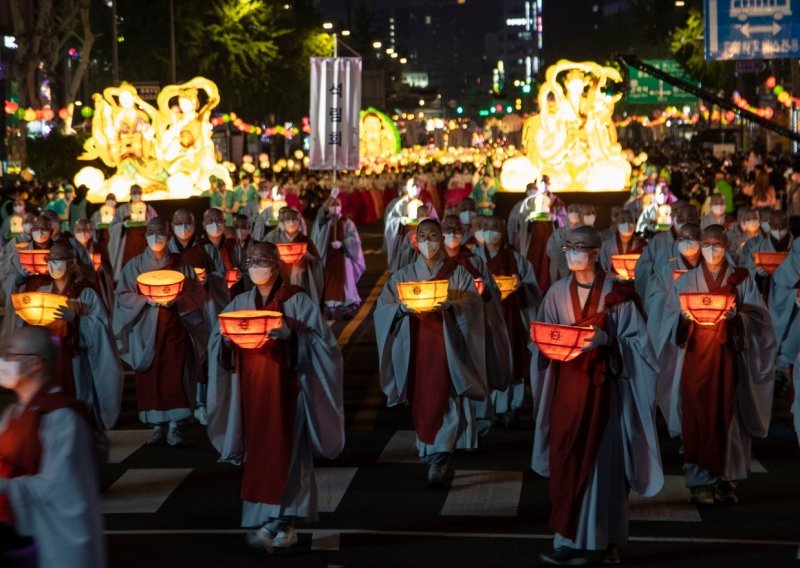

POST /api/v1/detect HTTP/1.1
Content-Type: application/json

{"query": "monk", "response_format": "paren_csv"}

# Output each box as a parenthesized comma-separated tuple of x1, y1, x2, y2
(106, 184, 159, 280)
(599, 209, 645, 275)
(375, 218, 487, 487)
(112, 217, 207, 446)
(264, 207, 324, 305)
(207, 242, 344, 553)
(546, 203, 583, 286)
(73, 219, 115, 313)
(0, 327, 107, 568)
(533, 226, 663, 566)
(727, 208, 761, 265)
(740, 210, 792, 301)
(658, 225, 775, 505)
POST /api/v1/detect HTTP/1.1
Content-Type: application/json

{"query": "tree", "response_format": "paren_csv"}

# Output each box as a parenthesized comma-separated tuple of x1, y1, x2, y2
(670, 8, 736, 92)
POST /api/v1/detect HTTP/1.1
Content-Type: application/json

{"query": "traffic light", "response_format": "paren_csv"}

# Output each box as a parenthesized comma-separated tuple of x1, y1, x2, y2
(521, 84, 532, 94)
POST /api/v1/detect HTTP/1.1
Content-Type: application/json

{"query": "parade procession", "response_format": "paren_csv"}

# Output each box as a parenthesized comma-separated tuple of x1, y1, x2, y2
(1, 1, 800, 567)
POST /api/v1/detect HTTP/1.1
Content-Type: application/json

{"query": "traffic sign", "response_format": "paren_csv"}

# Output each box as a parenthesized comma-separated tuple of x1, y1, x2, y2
(705, 0, 800, 61)
(736, 60, 767, 74)
(626, 60, 699, 104)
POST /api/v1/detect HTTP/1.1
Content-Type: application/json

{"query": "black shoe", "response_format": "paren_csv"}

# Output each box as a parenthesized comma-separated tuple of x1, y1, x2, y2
(714, 481, 738, 504)
(597, 545, 621, 565)
(539, 547, 589, 566)
(427, 457, 452, 489)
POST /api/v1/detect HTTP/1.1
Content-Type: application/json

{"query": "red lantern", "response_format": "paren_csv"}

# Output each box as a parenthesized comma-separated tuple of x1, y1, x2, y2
(473, 277, 484, 295)
(18, 249, 50, 275)
(4, 101, 18, 115)
(530, 321, 596, 362)
(218, 310, 283, 349)
(396, 279, 449, 312)
(672, 269, 688, 281)
(58, 108, 69, 120)
(226, 268, 240, 288)
(753, 251, 788, 275)
(41, 108, 55, 121)
(136, 270, 186, 306)
(610, 253, 640, 281)
(766, 76, 777, 89)
(679, 292, 736, 326)
(91, 252, 102, 271)
(276, 242, 308, 264)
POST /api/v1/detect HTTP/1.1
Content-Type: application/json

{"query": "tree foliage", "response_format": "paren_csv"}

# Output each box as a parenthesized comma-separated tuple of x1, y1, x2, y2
(670, 8, 736, 92)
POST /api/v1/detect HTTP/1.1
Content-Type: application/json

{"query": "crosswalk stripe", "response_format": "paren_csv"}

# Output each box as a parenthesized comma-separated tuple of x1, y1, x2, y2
(378, 430, 419, 464)
(441, 470, 524, 517)
(106, 430, 153, 464)
(103, 468, 193, 514)
(316, 467, 359, 513)
(310, 530, 341, 551)
(630, 475, 701, 522)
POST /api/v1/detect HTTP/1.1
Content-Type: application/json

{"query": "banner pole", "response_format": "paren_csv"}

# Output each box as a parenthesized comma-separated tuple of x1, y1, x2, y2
(333, 33, 338, 191)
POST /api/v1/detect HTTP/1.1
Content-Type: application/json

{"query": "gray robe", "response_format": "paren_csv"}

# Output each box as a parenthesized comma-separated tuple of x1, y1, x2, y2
(740, 233, 793, 276)
(384, 196, 419, 272)
(0, 395, 107, 568)
(206, 287, 344, 524)
(106, 202, 159, 281)
(310, 211, 366, 306)
(374, 254, 487, 456)
(264, 228, 324, 305)
(546, 226, 573, 285)
(657, 265, 776, 483)
(634, 227, 676, 300)
(532, 275, 663, 551)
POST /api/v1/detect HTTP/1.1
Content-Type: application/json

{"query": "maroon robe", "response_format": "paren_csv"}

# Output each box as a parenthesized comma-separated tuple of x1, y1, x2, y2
(323, 218, 347, 303)
(121, 225, 147, 267)
(525, 220, 553, 292)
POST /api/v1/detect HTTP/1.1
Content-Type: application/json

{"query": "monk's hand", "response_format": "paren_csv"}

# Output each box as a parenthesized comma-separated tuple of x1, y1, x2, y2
(268, 323, 291, 341)
(433, 299, 451, 312)
(581, 325, 609, 352)
(331, 240, 343, 250)
(53, 304, 76, 322)
(756, 268, 768, 277)
(398, 302, 412, 315)
(681, 310, 694, 322)
(724, 305, 737, 320)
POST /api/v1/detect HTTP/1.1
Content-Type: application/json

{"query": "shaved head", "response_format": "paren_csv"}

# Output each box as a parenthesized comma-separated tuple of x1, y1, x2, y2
(702, 224, 730, 245)
(2, 326, 56, 363)
(677, 222, 702, 241)
(172, 209, 195, 225)
(567, 226, 602, 249)
(249, 241, 280, 266)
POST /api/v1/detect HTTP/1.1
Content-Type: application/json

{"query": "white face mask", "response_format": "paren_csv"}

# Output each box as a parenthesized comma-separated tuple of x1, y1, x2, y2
(32, 230, 50, 244)
(701, 245, 725, 265)
(174, 224, 194, 240)
(566, 250, 590, 271)
(712, 205, 726, 217)
(0, 359, 21, 390)
(485, 230, 502, 245)
(205, 222, 223, 238)
(761, 222, 771, 233)
(417, 240, 440, 259)
(329, 206, 342, 216)
(568, 212, 580, 225)
(48, 260, 68, 279)
(583, 214, 596, 227)
(618, 223, 634, 237)
(75, 231, 91, 245)
(771, 229, 788, 241)
(146, 234, 167, 252)
(473, 230, 485, 245)
(678, 240, 700, 257)
(236, 229, 250, 241)
(13, 205, 24, 214)
(459, 211, 474, 225)
(443, 231, 462, 249)
(284, 220, 300, 234)
(248, 265, 272, 285)
(131, 193, 142, 203)
(744, 220, 760, 233)
(22, 223, 32, 235)
(106, 200, 116, 208)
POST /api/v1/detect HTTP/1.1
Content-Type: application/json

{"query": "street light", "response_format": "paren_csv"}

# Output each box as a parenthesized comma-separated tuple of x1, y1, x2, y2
(323, 22, 334, 30)
(390, 52, 398, 58)
(341, 30, 351, 36)
(372, 41, 382, 49)
(386, 48, 394, 55)
(400, 57, 407, 64)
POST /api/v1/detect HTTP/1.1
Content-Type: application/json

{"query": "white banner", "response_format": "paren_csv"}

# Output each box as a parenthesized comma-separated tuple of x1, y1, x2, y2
(309, 57, 362, 171)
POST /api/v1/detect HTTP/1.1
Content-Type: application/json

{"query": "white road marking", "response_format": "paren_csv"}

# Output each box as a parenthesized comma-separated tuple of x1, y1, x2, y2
(377, 430, 418, 464)
(310, 530, 341, 551)
(106, 430, 153, 464)
(103, 468, 193, 514)
(316, 467, 359, 513)
(441, 470, 523, 517)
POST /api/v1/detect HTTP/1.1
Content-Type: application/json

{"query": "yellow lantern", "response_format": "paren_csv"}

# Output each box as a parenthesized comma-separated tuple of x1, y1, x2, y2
(753, 251, 788, 275)
(610, 254, 640, 281)
(9, 215, 23, 235)
(218, 310, 283, 350)
(136, 270, 186, 305)
(494, 275, 519, 300)
(91, 252, 102, 271)
(530, 321, 595, 362)
(276, 242, 308, 265)
(11, 292, 68, 327)
(18, 249, 50, 275)
(130, 201, 147, 223)
(679, 292, 736, 326)
(396, 279, 449, 312)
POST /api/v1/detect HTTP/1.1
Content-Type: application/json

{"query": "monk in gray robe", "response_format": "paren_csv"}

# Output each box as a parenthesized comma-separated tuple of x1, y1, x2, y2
(546, 203, 584, 286)
(533, 226, 663, 566)
(112, 217, 207, 446)
(701, 194, 730, 230)
(384, 181, 425, 272)
(599, 210, 645, 275)
(73, 219, 115, 313)
(658, 225, 775, 505)
(740, 210, 792, 301)
(0, 327, 106, 568)
(727, 208, 762, 265)
(375, 218, 487, 487)
(206, 242, 344, 554)
(106, 184, 159, 281)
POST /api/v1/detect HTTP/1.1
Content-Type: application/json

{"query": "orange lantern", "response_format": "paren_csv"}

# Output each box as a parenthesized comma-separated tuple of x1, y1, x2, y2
(218, 310, 283, 350)
(136, 270, 186, 306)
(530, 321, 595, 362)
(410, 233, 418, 250)
(473, 277, 485, 295)
(753, 251, 788, 275)
(494, 274, 519, 300)
(276, 242, 308, 264)
(91, 252, 102, 271)
(15, 242, 28, 250)
(11, 292, 68, 326)
(226, 268, 240, 288)
(610, 253, 640, 281)
(396, 279, 449, 312)
(672, 269, 688, 281)
(194, 267, 207, 283)
(18, 249, 50, 275)
(679, 292, 736, 326)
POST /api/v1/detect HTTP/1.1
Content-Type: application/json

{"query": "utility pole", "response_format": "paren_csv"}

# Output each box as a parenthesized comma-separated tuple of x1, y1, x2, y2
(111, 0, 119, 85)
(169, 0, 177, 83)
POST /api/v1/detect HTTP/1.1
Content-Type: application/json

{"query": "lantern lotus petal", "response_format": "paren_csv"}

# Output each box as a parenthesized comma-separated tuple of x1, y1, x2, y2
(18, 249, 51, 275)
(473, 277, 484, 295)
(672, 269, 688, 281)
(494, 275, 519, 300)
(12, 292, 68, 326)
(753, 251, 788, 275)
(610, 254, 640, 281)
(226, 268, 240, 288)
(276, 242, 307, 264)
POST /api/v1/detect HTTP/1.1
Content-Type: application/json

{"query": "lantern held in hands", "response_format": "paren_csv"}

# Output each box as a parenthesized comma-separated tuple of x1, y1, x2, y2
(91, 252, 102, 271)
(226, 268, 240, 288)
(679, 292, 736, 326)
(610, 254, 640, 281)
(194, 267, 207, 283)
(276, 242, 307, 264)
(753, 251, 788, 275)
(672, 269, 688, 281)
(396, 279, 449, 312)
(494, 274, 519, 300)
(473, 278, 485, 295)
(18, 249, 50, 275)
(530, 321, 596, 362)
(11, 292, 68, 326)
(136, 270, 186, 306)
(218, 310, 283, 350)
(130, 201, 147, 223)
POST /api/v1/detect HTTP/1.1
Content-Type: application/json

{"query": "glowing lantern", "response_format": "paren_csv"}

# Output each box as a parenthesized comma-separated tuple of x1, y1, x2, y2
(396, 279, 449, 312)
(194, 267, 207, 283)
(130, 201, 147, 223)
(218, 310, 283, 350)
(58, 108, 69, 120)
(679, 292, 736, 326)
(91, 252, 102, 271)
(99, 204, 115, 226)
(610, 254, 640, 281)
(753, 251, 788, 275)
(494, 274, 519, 300)
(136, 270, 186, 306)
(18, 249, 50, 275)
(8, 215, 23, 235)
(672, 269, 688, 281)
(409, 233, 418, 250)
(499, 156, 539, 192)
(473, 278, 485, 295)
(74, 166, 106, 193)
(15, 243, 28, 250)
(530, 321, 595, 362)
(276, 242, 307, 264)
(41, 108, 55, 121)
(23, 108, 36, 122)
(11, 292, 68, 327)
(4, 101, 18, 115)
(226, 268, 240, 288)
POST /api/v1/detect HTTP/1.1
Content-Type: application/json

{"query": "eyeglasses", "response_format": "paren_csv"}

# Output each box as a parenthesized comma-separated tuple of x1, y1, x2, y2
(701, 243, 726, 251)
(562, 244, 597, 253)
(244, 258, 277, 269)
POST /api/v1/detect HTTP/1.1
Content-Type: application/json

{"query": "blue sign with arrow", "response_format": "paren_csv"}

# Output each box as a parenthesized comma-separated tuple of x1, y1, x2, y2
(705, 0, 800, 60)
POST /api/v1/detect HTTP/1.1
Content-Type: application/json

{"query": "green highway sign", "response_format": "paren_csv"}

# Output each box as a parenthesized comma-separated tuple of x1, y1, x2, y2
(626, 60, 699, 104)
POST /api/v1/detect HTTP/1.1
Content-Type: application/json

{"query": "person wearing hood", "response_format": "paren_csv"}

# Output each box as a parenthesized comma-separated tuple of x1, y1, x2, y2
(533, 226, 663, 567)
(106, 185, 159, 281)
(657, 225, 775, 505)
(727, 208, 762, 265)
(600, 209, 645, 276)
(701, 194, 731, 230)
(740, 210, 792, 301)
(374, 219, 487, 487)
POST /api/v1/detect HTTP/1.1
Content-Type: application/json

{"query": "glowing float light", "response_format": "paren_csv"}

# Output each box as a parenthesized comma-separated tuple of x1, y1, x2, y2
(136, 270, 186, 306)
(494, 274, 519, 300)
(530, 321, 595, 362)
(11, 292, 68, 327)
(753, 251, 788, 275)
(499, 156, 539, 193)
(18, 249, 50, 275)
(679, 293, 736, 326)
(226, 268, 240, 288)
(276, 242, 307, 265)
(218, 310, 283, 350)
(610, 254, 640, 281)
(396, 280, 449, 312)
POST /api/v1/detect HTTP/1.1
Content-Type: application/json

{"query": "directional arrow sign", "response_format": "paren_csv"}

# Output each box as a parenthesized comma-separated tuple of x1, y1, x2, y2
(738, 21, 782, 38)
(705, 0, 800, 61)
